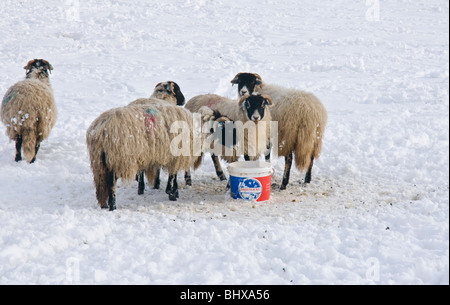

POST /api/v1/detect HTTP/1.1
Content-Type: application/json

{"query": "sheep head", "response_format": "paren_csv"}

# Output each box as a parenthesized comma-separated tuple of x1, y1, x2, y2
(239, 94, 272, 123)
(24, 59, 53, 80)
(198, 107, 238, 149)
(152, 81, 185, 106)
(231, 72, 263, 97)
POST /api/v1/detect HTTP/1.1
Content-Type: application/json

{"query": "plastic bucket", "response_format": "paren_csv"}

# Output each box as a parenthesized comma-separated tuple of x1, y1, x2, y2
(228, 161, 273, 202)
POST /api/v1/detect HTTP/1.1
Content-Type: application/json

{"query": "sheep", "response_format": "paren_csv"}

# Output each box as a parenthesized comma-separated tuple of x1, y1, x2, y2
(129, 81, 187, 192)
(231, 72, 327, 189)
(185, 93, 272, 181)
(1, 59, 57, 163)
(86, 95, 217, 210)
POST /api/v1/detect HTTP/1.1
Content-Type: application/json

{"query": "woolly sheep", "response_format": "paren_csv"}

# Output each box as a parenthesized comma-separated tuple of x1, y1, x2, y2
(231, 72, 327, 189)
(1, 59, 57, 163)
(86, 93, 216, 210)
(130, 81, 187, 192)
(185, 93, 272, 181)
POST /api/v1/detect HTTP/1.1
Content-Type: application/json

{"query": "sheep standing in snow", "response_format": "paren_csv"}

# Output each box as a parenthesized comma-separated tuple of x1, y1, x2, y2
(185, 93, 272, 181)
(1, 59, 57, 163)
(86, 87, 217, 210)
(231, 73, 327, 189)
(130, 81, 186, 193)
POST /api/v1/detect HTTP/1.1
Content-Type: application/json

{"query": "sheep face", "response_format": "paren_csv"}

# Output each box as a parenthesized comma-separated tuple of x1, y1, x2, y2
(153, 81, 185, 106)
(24, 59, 53, 80)
(231, 73, 262, 97)
(239, 94, 272, 123)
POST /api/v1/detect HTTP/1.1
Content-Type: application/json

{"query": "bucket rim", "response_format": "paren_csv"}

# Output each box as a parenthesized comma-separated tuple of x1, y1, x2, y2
(228, 161, 273, 176)
(228, 160, 272, 169)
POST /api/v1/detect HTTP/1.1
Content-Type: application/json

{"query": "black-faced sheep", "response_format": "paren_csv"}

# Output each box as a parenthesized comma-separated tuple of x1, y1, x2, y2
(185, 93, 272, 181)
(86, 94, 217, 210)
(141, 81, 185, 106)
(1, 59, 57, 163)
(231, 73, 327, 189)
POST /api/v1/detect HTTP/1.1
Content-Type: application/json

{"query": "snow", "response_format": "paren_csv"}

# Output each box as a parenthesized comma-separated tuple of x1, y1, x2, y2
(0, 0, 448, 285)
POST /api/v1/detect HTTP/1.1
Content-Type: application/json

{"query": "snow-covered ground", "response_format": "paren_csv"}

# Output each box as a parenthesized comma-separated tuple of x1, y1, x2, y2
(0, 0, 448, 285)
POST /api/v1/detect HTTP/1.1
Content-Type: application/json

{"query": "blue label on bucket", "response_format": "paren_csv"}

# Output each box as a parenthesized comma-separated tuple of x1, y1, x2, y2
(230, 177, 262, 201)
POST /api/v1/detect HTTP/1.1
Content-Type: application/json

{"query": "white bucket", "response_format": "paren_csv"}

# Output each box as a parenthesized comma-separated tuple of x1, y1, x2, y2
(228, 161, 273, 202)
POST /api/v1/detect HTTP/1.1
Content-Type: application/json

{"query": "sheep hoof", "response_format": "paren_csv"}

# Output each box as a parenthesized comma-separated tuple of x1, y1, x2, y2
(169, 193, 178, 201)
(219, 175, 227, 181)
(280, 185, 287, 190)
(109, 204, 116, 211)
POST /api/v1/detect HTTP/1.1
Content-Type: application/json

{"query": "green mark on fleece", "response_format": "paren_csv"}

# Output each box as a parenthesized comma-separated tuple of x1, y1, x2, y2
(2, 91, 15, 106)
(144, 108, 160, 129)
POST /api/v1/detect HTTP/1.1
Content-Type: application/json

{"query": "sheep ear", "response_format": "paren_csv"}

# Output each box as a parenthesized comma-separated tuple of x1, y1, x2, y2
(155, 82, 162, 88)
(41, 59, 53, 73)
(24, 59, 36, 72)
(262, 94, 273, 106)
(254, 73, 263, 85)
(171, 82, 185, 106)
(231, 73, 242, 85)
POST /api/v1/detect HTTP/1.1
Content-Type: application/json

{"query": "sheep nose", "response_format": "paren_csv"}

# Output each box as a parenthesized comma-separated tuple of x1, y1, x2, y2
(252, 115, 260, 121)
(240, 90, 248, 95)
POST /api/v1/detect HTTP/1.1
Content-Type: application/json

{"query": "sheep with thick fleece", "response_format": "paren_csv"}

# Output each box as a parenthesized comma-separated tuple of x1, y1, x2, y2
(185, 93, 272, 181)
(130, 81, 187, 192)
(1, 59, 57, 163)
(231, 72, 327, 189)
(86, 98, 214, 210)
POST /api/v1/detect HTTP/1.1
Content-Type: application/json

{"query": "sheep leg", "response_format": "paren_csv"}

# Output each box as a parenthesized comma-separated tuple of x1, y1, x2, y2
(167, 174, 179, 201)
(106, 169, 117, 211)
(15, 135, 22, 162)
(137, 171, 145, 195)
(30, 143, 40, 164)
(173, 175, 179, 199)
(280, 153, 293, 190)
(166, 175, 173, 195)
(184, 170, 192, 186)
(265, 142, 272, 162)
(304, 156, 314, 184)
(154, 168, 161, 189)
(211, 154, 227, 181)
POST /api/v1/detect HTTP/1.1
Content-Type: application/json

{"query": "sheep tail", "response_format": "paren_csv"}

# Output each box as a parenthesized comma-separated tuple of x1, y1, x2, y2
(21, 128, 37, 163)
(293, 123, 316, 172)
(91, 150, 110, 208)
(293, 115, 326, 173)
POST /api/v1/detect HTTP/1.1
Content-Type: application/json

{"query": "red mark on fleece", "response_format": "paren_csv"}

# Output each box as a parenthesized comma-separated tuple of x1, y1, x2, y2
(207, 98, 222, 109)
(144, 108, 159, 130)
